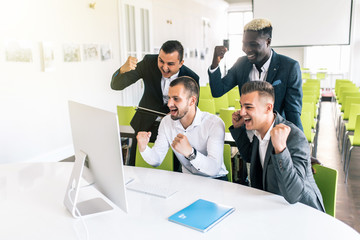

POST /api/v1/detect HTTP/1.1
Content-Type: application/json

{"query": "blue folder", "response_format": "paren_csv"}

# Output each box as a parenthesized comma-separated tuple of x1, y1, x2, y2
(168, 199, 235, 232)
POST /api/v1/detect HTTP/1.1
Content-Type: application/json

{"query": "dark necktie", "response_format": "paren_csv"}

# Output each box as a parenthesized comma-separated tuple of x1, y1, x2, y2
(251, 136, 263, 190)
(256, 66, 263, 79)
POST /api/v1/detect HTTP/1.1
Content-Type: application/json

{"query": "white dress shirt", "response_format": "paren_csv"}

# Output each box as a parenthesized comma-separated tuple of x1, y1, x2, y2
(249, 50, 272, 82)
(140, 107, 228, 178)
(161, 71, 180, 104)
(253, 118, 275, 168)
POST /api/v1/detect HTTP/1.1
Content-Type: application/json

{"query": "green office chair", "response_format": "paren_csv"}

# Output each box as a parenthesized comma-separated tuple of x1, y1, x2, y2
(199, 86, 212, 99)
(339, 104, 360, 156)
(117, 106, 136, 126)
(198, 98, 216, 114)
(135, 142, 174, 171)
(312, 164, 338, 217)
(343, 114, 360, 183)
(227, 87, 240, 107)
(214, 94, 229, 114)
(223, 144, 232, 182)
(234, 99, 240, 110)
(219, 108, 235, 133)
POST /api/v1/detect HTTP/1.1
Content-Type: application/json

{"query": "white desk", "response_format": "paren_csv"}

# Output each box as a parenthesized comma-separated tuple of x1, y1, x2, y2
(1, 162, 359, 240)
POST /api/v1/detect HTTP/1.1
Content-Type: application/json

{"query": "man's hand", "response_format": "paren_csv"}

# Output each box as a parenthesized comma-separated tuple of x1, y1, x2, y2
(211, 46, 228, 69)
(120, 56, 138, 74)
(232, 110, 244, 128)
(270, 124, 291, 154)
(136, 131, 151, 152)
(171, 133, 193, 158)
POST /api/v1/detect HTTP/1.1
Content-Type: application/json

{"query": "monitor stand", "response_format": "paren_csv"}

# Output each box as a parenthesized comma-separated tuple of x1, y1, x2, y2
(64, 150, 113, 218)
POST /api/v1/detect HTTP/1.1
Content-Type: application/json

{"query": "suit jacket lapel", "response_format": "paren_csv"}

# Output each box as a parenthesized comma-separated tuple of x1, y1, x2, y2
(266, 50, 279, 84)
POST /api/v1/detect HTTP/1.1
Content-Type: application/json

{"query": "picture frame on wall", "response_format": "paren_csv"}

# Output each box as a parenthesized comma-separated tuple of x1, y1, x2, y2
(63, 43, 81, 62)
(83, 43, 99, 61)
(100, 44, 112, 61)
(5, 40, 33, 63)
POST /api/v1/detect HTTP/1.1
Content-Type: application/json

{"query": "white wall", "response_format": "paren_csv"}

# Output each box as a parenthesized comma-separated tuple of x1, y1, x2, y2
(350, 0, 360, 86)
(151, 0, 228, 86)
(0, 0, 228, 163)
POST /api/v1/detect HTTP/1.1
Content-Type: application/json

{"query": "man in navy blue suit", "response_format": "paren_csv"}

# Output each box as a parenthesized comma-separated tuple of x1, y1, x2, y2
(208, 18, 303, 130)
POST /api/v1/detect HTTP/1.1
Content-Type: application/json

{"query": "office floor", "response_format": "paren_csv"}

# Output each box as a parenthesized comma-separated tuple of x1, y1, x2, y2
(317, 101, 360, 232)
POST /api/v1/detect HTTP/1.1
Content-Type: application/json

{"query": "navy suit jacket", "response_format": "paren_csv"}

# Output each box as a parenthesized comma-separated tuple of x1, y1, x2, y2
(229, 112, 324, 212)
(208, 50, 303, 130)
(111, 54, 199, 134)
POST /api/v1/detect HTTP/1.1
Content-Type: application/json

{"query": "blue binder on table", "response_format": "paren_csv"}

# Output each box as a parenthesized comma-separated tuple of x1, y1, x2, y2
(168, 199, 235, 232)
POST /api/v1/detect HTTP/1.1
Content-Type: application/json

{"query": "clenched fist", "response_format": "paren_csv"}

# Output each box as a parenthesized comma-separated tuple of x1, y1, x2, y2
(120, 56, 138, 74)
(136, 131, 151, 152)
(270, 123, 291, 154)
(211, 46, 228, 69)
(171, 133, 193, 158)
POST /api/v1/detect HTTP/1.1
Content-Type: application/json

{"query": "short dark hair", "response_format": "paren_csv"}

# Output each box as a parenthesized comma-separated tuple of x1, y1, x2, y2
(241, 81, 275, 102)
(170, 76, 199, 104)
(160, 40, 184, 62)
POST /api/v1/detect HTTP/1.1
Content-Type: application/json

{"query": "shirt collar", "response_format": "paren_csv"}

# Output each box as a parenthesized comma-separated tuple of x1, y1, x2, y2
(162, 71, 180, 81)
(254, 116, 275, 141)
(252, 50, 272, 73)
(173, 107, 202, 131)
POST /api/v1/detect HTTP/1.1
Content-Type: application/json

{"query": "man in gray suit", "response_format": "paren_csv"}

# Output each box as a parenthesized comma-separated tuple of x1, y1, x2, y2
(230, 81, 324, 211)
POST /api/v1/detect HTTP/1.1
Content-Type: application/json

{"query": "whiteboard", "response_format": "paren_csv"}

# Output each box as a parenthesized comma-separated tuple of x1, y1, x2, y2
(253, 0, 353, 47)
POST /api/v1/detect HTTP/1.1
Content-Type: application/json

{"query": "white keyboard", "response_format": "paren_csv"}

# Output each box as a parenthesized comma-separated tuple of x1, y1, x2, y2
(126, 181, 177, 199)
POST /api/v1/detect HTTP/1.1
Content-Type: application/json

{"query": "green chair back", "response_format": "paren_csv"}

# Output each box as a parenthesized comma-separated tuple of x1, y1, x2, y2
(339, 90, 360, 105)
(302, 72, 311, 80)
(352, 115, 360, 146)
(302, 102, 316, 126)
(198, 98, 216, 114)
(214, 94, 229, 114)
(316, 72, 326, 80)
(219, 108, 236, 133)
(227, 87, 240, 107)
(135, 143, 174, 171)
(312, 164, 338, 217)
(341, 93, 360, 112)
(335, 79, 352, 95)
(343, 97, 360, 120)
(301, 111, 314, 142)
(234, 99, 240, 110)
(200, 86, 212, 99)
(223, 144, 232, 182)
(117, 106, 136, 126)
(345, 104, 360, 131)
(337, 86, 358, 103)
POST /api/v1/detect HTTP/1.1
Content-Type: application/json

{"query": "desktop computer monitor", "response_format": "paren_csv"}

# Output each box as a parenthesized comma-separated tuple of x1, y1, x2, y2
(64, 101, 128, 217)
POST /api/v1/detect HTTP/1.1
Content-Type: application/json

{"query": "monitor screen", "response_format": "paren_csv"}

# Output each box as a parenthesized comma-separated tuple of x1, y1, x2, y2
(64, 101, 128, 216)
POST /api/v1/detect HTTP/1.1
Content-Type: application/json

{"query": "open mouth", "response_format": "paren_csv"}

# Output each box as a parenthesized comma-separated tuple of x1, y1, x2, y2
(247, 54, 256, 60)
(244, 117, 251, 124)
(170, 108, 178, 116)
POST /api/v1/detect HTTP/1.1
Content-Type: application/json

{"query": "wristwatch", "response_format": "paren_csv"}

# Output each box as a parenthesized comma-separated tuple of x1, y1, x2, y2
(185, 148, 197, 161)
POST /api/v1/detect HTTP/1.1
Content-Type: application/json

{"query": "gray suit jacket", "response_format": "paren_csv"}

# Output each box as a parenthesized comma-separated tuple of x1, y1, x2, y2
(230, 112, 325, 212)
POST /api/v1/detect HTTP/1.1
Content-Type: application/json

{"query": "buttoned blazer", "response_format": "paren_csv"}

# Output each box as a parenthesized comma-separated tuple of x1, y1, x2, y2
(229, 113, 325, 212)
(208, 50, 303, 130)
(111, 54, 199, 133)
